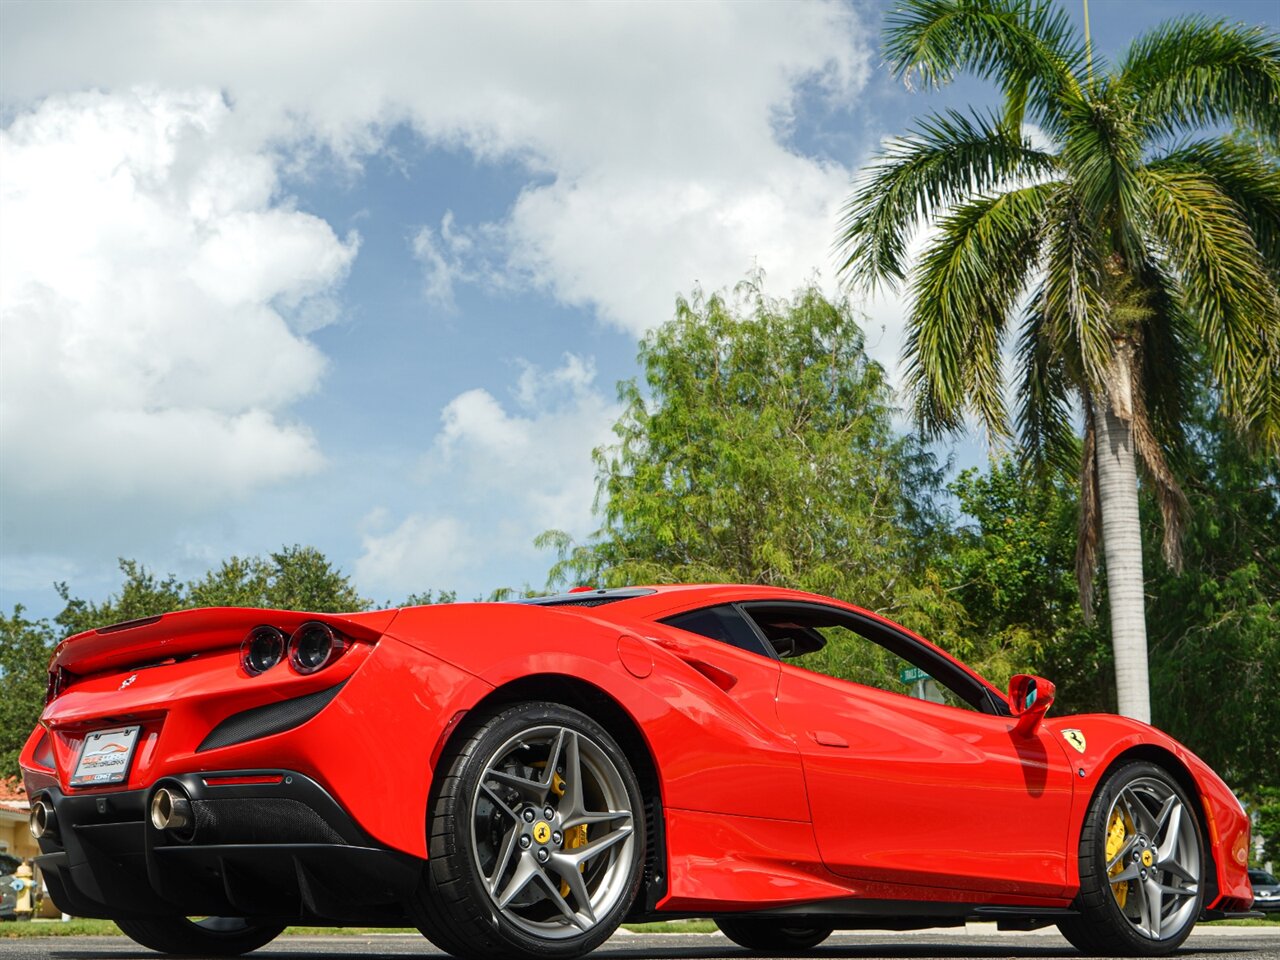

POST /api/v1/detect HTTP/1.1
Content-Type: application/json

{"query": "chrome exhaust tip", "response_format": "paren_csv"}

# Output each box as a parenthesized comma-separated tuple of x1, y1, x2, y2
(150, 787, 193, 834)
(29, 798, 56, 840)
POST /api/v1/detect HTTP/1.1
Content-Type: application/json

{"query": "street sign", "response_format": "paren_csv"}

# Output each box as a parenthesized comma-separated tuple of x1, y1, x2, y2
(899, 666, 930, 685)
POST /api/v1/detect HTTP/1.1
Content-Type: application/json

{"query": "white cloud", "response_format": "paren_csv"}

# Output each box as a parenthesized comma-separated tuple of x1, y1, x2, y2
(356, 355, 619, 597)
(504, 159, 853, 334)
(410, 211, 507, 311)
(429, 354, 618, 532)
(1, 1, 883, 601)
(0, 88, 357, 546)
(4, 2, 873, 337)
(355, 514, 472, 597)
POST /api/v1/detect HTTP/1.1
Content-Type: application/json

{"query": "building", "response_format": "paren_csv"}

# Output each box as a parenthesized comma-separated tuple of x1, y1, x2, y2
(0, 778, 36, 864)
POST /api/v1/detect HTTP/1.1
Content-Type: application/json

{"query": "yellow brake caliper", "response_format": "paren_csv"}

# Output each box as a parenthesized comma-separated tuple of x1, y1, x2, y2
(1106, 809, 1131, 909)
(552, 771, 589, 899)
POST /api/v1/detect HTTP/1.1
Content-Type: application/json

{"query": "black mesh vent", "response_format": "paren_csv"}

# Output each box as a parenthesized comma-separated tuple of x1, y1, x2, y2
(197, 682, 345, 752)
(517, 587, 656, 608)
(191, 798, 345, 845)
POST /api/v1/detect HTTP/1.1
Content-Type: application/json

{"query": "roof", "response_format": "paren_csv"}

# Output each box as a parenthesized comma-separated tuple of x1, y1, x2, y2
(0, 777, 28, 814)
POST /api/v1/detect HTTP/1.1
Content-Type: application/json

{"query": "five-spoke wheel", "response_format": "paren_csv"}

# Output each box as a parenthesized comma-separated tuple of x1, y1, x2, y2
(411, 702, 644, 960)
(1058, 761, 1204, 956)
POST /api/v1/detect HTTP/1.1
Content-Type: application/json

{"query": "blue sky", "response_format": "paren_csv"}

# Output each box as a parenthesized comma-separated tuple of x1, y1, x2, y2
(2, 0, 1277, 618)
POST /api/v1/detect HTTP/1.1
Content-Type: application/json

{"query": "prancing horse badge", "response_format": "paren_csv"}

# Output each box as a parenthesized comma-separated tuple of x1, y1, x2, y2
(1062, 729, 1087, 753)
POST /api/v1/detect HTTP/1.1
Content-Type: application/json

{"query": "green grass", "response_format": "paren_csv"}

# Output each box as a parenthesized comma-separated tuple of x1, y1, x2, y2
(2, 919, 122, 937)
(622, 920, 718, 934)
(0, 921, 426, 938)
(3, 918, 722, 938)
(5, 914, 1269, 938)
(1204, 916, 1280, 926)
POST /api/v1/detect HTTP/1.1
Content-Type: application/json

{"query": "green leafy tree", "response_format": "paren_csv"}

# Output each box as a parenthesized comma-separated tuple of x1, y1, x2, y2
(837, 0, 1280, 721)
(188, 545, 369, 613)
(56, 546, 369, 640)
(54, 559, 187, 638)
(947, 459, 1111, 705)
(1255, 788, 1280, 866)
(0, 608, 57, 779)
(1144, 398, 1279, 792)
(542, 276, 963, 645)
(400, 589, 458, 606)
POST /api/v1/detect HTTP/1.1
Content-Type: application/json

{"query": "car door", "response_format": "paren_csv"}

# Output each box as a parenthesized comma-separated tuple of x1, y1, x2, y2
(749, 602, 1076, 899)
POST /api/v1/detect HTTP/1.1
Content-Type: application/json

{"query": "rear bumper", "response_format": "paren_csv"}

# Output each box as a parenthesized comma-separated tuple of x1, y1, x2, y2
(30, 770, 423, 924)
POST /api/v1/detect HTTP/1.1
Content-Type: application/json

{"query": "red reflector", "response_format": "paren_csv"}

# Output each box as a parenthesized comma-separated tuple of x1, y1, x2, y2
(202, 775, 285, 787)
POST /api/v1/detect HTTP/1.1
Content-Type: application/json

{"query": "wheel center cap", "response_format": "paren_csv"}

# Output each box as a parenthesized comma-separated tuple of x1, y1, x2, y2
(533, 821, 552, 844)
(1141, 848, 1154, 868)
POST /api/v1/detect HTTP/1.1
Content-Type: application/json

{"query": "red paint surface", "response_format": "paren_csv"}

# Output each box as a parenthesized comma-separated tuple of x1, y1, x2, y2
(20, 585, 1250, 914)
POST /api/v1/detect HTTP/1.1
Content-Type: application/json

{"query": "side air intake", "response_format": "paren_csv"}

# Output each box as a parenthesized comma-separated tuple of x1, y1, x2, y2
(197, 682, 346, 752)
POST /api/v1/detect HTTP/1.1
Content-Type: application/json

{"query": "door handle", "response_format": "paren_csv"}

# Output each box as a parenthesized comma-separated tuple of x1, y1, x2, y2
(809, 730, 848, 748)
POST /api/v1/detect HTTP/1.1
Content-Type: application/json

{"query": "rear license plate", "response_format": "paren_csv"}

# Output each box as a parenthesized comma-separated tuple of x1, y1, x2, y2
(71, 725, 141, 786)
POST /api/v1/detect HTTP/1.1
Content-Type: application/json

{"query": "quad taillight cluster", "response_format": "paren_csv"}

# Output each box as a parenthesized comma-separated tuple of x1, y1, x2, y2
(241, 622, 349, 677)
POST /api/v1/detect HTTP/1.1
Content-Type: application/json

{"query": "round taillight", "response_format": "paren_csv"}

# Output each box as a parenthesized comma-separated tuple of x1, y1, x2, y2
(288, 621, 346, 674)
(241, 626, 286, 676)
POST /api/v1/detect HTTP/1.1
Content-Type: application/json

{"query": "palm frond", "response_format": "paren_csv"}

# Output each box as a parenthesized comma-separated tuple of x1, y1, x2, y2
(1076, 389, 1101, 622)
(1150, 136, 1280, 280)
(1038, 187, 1112, 391)
(1135, 261, 1194, 461)
(885, 0, 1084, 133)
(1058, 84, 1148, 265)
(836, 110, 1058, 290)
(903, 182, 1054, 439)
(1116, 16, 1280, 148)
(1014, 294, 1079, 478)
(1121, 338, 1189, 572)
(1137, 167, 1280, 436)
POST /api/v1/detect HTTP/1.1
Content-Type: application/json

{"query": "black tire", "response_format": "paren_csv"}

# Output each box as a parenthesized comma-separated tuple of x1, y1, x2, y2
(410, 701, 646, 960)
(113, 917, 285, 956)
(1057, 761, 1205, 957)
(716, 917, 833, 951)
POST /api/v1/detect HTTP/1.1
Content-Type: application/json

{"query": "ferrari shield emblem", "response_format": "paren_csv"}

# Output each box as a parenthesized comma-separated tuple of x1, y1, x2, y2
(1062, 729, 1087, 753)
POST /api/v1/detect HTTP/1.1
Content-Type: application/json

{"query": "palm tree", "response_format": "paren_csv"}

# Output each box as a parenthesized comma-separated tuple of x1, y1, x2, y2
(837, 0, 1280, 722)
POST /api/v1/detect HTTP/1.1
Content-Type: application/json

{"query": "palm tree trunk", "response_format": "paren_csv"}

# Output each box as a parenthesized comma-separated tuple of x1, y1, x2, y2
(1093, 361, 1151, 724)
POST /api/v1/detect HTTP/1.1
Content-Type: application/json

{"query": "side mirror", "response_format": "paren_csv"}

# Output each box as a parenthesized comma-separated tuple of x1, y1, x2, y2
(1008, 674, 1055, 736)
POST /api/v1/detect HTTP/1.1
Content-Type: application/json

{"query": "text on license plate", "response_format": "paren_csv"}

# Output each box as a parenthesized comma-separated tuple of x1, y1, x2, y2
(71, 725, 141, 786)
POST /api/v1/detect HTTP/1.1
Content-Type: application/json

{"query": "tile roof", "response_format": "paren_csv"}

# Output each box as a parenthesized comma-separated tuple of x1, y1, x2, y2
(0, 777, 29, 814)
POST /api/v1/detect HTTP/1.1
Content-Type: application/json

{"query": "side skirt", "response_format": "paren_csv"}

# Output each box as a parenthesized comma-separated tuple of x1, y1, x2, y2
(641, 900, 1082, 933)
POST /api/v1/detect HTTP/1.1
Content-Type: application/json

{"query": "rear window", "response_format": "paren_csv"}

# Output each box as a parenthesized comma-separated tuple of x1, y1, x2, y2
(660, 605, 774, 658)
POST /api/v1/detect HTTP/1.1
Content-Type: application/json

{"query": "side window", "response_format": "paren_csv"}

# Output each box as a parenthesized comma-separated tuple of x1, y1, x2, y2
(791, 623, 976, 711)
(660, 605, 775, 659)
(741, 603, 998, 714)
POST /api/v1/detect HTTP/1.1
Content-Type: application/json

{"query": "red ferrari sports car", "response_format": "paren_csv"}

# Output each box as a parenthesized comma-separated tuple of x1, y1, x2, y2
(20, 585, 1255, 958)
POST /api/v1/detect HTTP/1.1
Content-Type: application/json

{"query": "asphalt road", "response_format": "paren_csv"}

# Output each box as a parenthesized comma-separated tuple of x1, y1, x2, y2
(1, 927, 1278, 960)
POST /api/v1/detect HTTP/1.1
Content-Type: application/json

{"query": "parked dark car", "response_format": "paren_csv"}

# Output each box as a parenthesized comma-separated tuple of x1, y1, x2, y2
(1251, 869, 1280, 914)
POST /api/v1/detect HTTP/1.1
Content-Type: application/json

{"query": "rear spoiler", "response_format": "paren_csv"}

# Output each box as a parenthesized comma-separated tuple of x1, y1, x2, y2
(50, 607, 399, 678)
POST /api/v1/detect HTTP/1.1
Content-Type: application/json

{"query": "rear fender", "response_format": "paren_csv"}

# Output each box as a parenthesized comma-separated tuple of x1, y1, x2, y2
(462, 648, 810, 823)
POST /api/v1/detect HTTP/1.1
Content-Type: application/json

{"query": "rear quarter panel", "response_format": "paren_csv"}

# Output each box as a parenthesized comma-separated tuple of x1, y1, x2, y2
(386, 603, 811, 823)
